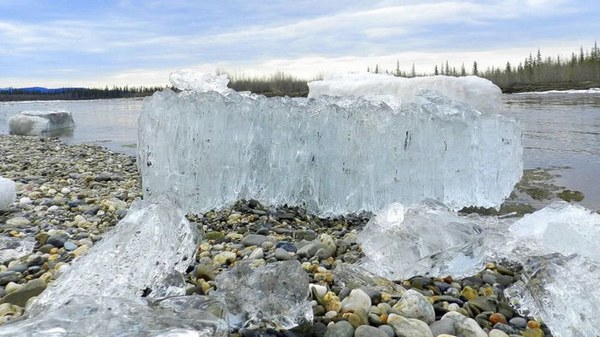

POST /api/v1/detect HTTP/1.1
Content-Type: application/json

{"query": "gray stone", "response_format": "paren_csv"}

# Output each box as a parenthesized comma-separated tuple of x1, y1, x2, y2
(6, 217, 30, 227)
(387, 313, 433, 337)
(355, 325, 389, 337)
(492, 323, 520, 335)
(429, 318, 456, 336)
(508, 317, 527, 329)
(294, 230, 317, 241)
(323, 320, 354, 337)
(0, 271, 21, 286)
(441, 311, 487, 337)
(468, 296, 497, 313)
(377, 325, 395, 337)
(297, 242, 330, 258)
(63, 241, 78, 251)
(241, 234, 269, 247)
(7, 264, 28, 273)
(393, 289, 435, 324)
(274, 248, 293, 260)
(47, 231, 70, 248)
(0, 278, 46, 307)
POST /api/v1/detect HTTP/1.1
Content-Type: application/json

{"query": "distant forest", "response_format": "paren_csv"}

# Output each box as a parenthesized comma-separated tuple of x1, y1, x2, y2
(370, 42, 600, 93)
(1, 43, 599, 100)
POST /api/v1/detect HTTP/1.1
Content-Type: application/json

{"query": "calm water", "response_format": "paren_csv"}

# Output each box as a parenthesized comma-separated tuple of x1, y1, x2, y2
(1, 93, 599, 208)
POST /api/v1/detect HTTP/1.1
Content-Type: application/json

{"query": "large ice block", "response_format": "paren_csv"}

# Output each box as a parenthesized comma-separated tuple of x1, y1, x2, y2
(27, 195, 198, 316)
(138, 72, 522, 215)
(0, 295, 228, 337)
(308, 73, 503, 114)
(0, 176, 16, 211)
(214, 260, 312, 330)
(8, 110, 75, 136)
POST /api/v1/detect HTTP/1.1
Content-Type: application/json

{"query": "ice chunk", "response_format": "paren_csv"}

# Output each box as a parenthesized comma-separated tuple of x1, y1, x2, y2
(308, 73, 503, 114)
(0, 237, 35, 264)
(8, 110, 75, 136)
(169, 70, 231, 94)
(504, 202, 600, 337)
(358, 201, 507, 279)
(0, 176, 16, 211)
(505, 254, 600, 337)
(0, 295, 228, 337)
(333, 263, 405, 295)
(138, 72, 521, 215)
(214, 260, 312, 330)
(27, 195, 198, 316)
(508, 201, 600, 260)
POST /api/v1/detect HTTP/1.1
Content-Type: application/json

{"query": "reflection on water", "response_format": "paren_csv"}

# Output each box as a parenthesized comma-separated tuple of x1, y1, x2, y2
(1, 93, 599, 209)
(503, 92, 600, 209)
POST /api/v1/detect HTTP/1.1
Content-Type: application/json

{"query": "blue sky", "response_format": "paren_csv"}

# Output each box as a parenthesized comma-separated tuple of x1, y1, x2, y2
(1, 0, 598, 87)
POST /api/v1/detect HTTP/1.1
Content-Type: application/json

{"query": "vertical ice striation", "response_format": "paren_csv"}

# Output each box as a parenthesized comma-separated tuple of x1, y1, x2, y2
(138, 72, 522, 215)
(27, 195, 198, 316)
(0, 176, 16, 211)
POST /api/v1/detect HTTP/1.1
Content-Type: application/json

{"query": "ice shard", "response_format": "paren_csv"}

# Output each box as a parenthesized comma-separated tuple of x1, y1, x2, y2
(27, 195, 198, 316)
(0, 237, 35, 264)
(138, 72, 522, 215)
(8, 111, 75, 136)
(0, 295, 228, 337)
(214, 260, 312, 330)
(0, 176, 16, 211)
(357, 201, 508, 279)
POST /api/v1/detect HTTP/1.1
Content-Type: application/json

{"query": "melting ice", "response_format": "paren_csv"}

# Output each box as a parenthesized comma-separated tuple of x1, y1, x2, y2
(138, 72, 522, 215)
(357, 201, 600, 337)
(0, 176, 15, 211)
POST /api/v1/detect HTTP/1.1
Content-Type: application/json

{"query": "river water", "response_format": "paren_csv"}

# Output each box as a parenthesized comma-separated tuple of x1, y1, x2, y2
(1, 92, 599, 208)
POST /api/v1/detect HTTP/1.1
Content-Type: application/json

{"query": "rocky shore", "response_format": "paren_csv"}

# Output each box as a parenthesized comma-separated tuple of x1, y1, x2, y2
(0, 135, 552, 337)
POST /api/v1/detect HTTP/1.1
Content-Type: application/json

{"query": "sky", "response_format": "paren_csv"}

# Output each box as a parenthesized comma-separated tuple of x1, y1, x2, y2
(0, 0, 598, 88)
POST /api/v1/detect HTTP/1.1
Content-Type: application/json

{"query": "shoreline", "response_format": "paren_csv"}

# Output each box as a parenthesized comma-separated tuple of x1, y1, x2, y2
(0, 136, 553, 336)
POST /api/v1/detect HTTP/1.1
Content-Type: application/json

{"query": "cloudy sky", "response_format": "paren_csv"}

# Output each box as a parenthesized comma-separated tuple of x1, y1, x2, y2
(1, 0, 598, 87)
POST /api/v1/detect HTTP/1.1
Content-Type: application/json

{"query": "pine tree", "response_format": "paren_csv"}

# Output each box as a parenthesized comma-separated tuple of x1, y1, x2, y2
(472, 62, 478, 76)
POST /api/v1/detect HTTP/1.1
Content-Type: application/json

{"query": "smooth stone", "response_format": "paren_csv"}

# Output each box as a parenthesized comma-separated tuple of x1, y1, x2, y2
(7, 264, 28, 273)
(508, 317, 527, 329)
(441, 311, 487, 337)
(387, 314, 433, 337)
(241, 234, 268, 247)
(310, 284, 328, 298)
(341, 289, 371, 313)
(468, 296, 497, 313)
(360, 287, 382, 305)
(275, 241, 297, 253)
(323, 320, 354, 337)
(6, 217, 30, 227)
(47, 232, 70, 248)
(294, 230, 317, 241)
(313, 322, 328, 337)
(393, 289, 435, 324)
(274, 248, 294, 260)
(429, 318, 456, 336)
(488, 329, 509, 337)
(521, 328, 544, 337)
(248, 248, 264, 260)
(297, 242, 330, 258)
(213, 251, 237, 265)
(492, 323, 520, 335)
(377, 325, 395, 337)
(63, 241, 78, 251)
(0, 272, 21, 286)
(355, 325, 389, 337)
(0, 279, 46, 307)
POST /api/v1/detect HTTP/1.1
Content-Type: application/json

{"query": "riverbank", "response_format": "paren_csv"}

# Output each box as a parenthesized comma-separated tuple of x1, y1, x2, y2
(0, 136, 552, 336)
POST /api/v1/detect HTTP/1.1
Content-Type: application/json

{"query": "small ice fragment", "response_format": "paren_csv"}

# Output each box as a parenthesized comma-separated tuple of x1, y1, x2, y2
(0, 176, 16, 211)
(214, 260, 312, 330)
(8, 111, 74, 136)
(27, 195, 198, 316)
(333, 263, 405, 295)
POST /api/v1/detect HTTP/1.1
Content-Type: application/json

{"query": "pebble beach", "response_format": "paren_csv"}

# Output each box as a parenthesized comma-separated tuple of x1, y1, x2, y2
(0, 135, 553, 337)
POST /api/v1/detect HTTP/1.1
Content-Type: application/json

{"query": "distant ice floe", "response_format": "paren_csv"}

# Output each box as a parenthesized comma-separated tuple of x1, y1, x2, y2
(515, 87, 600, 95)
(8, 110, 75, 136)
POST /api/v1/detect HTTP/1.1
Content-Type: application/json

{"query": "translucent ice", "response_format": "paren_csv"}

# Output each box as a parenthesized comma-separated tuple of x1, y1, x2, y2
(138, 72, 521, 215)
(169, 70, 231, 94)
(333, 263, 405, 295)
(214, 260, 312, 330)
(504, 202, 600, 337)
(8, 111, 75, 136)
(27, 195, 198, 316)
(0, 295, 228, 337)
(357, 201, 508, 280)
(0, 176, 16, 211)
(0, 237, 35, 264)
(308, 73, 503, 113)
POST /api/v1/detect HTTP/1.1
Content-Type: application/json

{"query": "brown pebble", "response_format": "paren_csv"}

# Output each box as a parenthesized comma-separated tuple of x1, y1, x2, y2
(489, 312, 507, 324)
(527, 320, 541, 329)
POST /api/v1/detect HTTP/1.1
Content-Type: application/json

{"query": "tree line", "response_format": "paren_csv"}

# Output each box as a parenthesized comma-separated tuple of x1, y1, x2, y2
(0, 85, 166, 101)
(368, 42, 600, 93)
